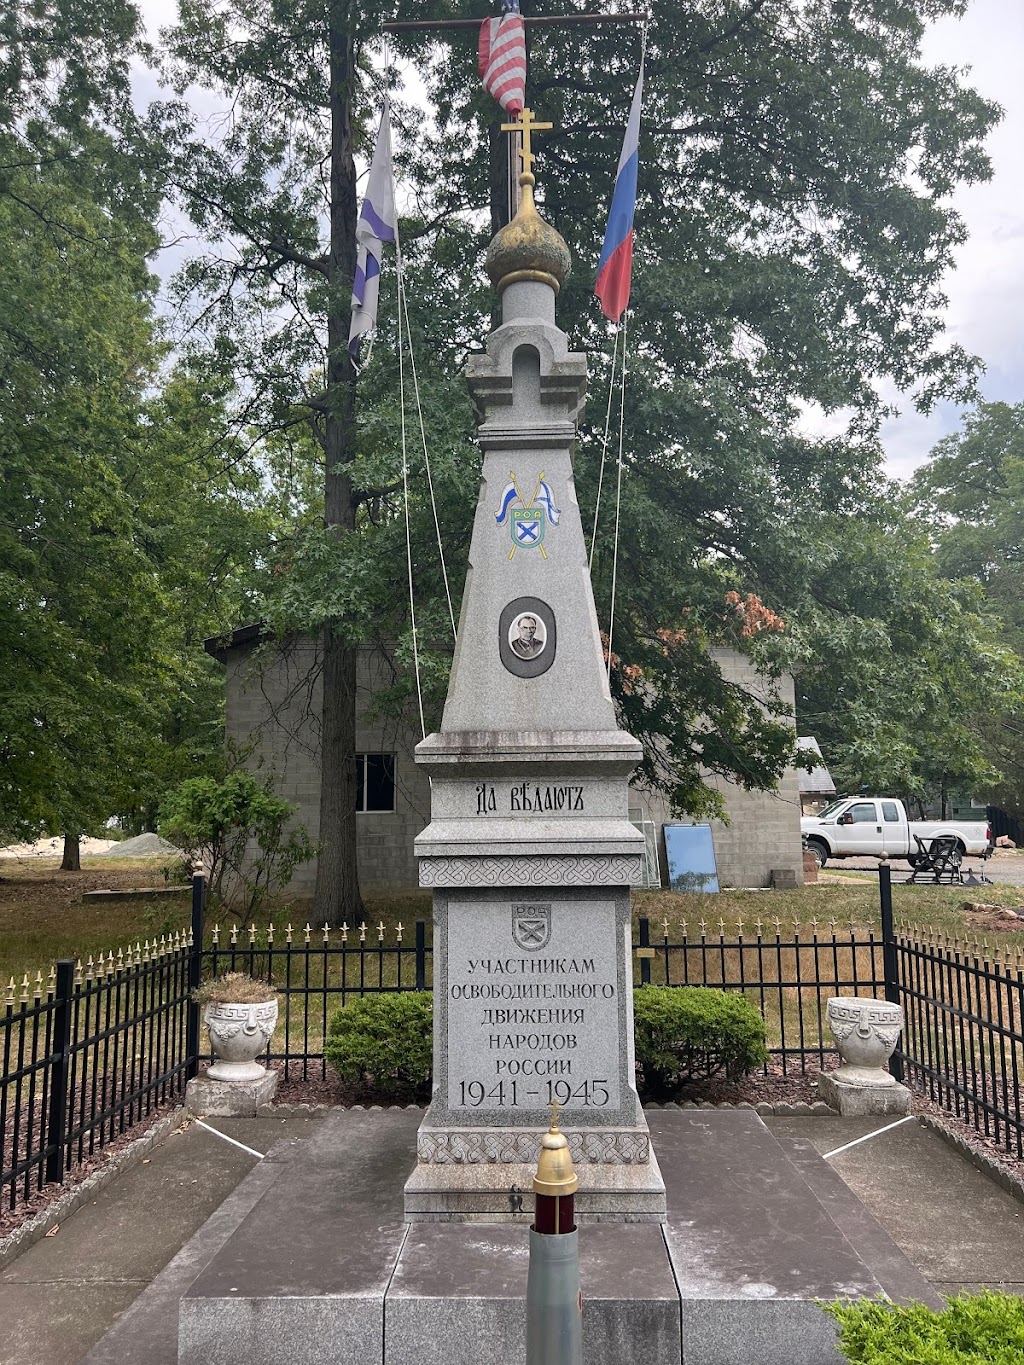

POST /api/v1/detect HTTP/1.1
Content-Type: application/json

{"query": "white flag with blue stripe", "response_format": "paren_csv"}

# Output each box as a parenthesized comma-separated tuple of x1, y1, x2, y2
(349, 102, 397, 368)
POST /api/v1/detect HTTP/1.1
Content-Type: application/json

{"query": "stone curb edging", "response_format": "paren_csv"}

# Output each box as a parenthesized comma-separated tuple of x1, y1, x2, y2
(920, 1114, 1024, 1208)
(0, 1105, 188, 1272)
(642, 1100, 838, 1115)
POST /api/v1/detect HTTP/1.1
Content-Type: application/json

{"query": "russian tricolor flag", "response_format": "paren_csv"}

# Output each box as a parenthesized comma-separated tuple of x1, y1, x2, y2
(595, 63, 644, 324)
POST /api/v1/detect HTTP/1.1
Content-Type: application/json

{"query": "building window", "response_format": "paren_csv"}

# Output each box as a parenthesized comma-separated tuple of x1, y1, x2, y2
(357, 753, 396, 812)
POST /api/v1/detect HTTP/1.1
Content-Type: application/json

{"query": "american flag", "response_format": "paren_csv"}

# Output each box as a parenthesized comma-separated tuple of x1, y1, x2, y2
(478, 5, 526, 118)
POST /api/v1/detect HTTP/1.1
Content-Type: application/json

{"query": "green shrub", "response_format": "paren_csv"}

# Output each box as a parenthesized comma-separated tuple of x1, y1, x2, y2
(633, 986, 768, 1098)
(828, 1291, 1024, 1363)
(159, 772, 315, 922)
(324, 993, 433, 1101)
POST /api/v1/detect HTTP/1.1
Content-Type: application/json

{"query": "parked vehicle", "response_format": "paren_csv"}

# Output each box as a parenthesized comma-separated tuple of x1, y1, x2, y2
(801, 797, 992, 869)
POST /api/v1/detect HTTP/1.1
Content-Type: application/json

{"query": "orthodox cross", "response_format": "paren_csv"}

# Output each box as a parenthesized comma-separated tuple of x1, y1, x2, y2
(382, 10, 645, 222)
(501, 106, 552, 182)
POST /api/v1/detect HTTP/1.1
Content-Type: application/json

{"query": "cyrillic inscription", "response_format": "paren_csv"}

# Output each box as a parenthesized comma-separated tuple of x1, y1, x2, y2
(446, 900, 620, 1114)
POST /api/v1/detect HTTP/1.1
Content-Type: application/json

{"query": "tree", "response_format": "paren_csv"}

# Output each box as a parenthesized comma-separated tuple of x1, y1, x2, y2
(147, 0, 1004, 849)
(912, 402, 1024, 819)
(0, 151, 163, 864)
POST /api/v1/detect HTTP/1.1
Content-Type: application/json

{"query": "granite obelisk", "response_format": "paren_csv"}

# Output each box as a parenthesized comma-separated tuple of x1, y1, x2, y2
(405, 109, 665, 1221)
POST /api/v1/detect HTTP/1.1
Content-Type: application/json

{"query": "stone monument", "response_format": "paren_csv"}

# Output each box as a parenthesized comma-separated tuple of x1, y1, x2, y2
(404, 109, 665, 1221)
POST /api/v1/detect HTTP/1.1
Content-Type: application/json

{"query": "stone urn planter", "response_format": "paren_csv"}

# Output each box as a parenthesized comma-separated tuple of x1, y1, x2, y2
(196, 973, 279, 1083)
(821, 996, 910, 1116)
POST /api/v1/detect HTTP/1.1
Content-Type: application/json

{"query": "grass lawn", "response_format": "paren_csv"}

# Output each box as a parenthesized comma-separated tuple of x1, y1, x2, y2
(4, 853, 1024, 988)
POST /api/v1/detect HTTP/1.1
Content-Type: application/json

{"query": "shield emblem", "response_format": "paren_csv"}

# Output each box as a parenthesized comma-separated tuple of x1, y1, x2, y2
(512, 903, 551, 951)
(511, 506, 545, 549)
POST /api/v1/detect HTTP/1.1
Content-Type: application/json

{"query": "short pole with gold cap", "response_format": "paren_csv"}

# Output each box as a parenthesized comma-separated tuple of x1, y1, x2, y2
(526, 1102, 583, 1365)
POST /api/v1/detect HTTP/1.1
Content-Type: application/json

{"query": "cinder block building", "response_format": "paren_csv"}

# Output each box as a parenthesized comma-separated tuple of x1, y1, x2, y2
(206, 629, 803, 892)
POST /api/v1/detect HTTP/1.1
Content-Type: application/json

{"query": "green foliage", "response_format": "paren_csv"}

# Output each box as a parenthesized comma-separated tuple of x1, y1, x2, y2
(912, 402, 1024, 820)
(633, 986, 768, 1098)
(828, 1290, 1024, 1364)
(159, 773, 315, 922)
(324, 993, 434, 1102)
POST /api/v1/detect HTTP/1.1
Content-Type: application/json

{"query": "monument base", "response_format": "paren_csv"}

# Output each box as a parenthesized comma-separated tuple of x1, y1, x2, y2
(184, 1069, 277, 1118)
(84, 1106, 942, 1365)
(818, 1072, 912, 1117)
(403, 1148, 666, 1222)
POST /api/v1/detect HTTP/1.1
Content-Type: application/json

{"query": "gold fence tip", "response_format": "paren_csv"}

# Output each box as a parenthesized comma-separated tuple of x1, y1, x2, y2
(359, 921, 367, 942)
(717, 917, 725, 937)
(681, 918, 688, 936)
(20, 973, 30, 1001)
(341, 921, 349, 942)
(755, 917, 763, 935)
(304, 923, 312, 943)
(267, 923, 274, 943)
(396, 921, 404, 942)
(737, 918, 745, 936)
(6, 976, 15, 1005)
(322, 922, 331, 942)
(699, 918, 708, 936)
(249, 926, 257, 945)
(230, 924, 238, 944)
(662, 916, 670, 937)
(377, 920, 385, 942)
(286, 923, 294, 942)
(34, 970, 43, 1000)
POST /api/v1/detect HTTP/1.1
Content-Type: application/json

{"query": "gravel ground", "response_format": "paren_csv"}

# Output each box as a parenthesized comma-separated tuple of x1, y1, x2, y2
(826, 849, 1024, 888)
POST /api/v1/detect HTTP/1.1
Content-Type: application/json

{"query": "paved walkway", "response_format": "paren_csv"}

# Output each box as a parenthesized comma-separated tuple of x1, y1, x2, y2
(2, 1110, 1023, 1365)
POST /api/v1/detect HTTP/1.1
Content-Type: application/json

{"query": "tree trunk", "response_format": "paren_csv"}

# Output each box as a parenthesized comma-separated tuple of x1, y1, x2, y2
(313, 0, 364, 922)
(61, 832, 81, 871)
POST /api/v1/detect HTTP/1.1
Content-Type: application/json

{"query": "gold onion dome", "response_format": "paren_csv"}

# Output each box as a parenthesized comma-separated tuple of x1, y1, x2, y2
(486, 171, 571, 297)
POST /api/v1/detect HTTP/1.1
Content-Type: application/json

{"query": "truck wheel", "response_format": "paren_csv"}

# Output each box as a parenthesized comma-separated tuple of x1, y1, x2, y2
(807, 840, 828, 870)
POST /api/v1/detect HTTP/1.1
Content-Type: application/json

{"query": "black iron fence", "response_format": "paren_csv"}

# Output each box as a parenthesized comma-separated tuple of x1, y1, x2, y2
(2, 931, 193, 1215)
(203, 916, 430, 1082)
(5, 868, 1024, 1216)
(633, 912, 885, 1073)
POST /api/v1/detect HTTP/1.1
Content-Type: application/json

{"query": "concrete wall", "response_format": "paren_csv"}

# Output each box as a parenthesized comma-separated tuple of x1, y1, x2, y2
(223, 638, 430, 895)
(630, 651, 804, 889)
(217, 640, 801, 894)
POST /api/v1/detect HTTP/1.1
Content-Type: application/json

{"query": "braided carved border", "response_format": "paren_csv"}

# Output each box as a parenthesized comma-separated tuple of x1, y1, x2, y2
(419, 854, 642, 888)
(417, 1129, 650, 1165)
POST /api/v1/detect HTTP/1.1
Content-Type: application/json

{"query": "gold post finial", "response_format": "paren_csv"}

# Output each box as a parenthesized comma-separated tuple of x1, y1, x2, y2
(548, 1097, 562, 1132)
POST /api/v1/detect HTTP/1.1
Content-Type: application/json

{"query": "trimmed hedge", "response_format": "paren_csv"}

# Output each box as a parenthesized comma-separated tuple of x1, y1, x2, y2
(324, 992, 433, 1101)
(325, 984, 767, 1103)
(828, 1291, 1024, 1363)
(633, 985, 768, 1098)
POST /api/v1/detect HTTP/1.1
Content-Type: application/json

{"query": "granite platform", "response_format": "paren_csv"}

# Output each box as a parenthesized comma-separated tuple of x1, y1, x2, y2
(83, 1105, 942, 1365)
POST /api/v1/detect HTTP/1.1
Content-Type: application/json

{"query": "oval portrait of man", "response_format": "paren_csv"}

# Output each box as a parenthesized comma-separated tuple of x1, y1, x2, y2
(498, 595, 556, 678)
(508, 611, 547, 660)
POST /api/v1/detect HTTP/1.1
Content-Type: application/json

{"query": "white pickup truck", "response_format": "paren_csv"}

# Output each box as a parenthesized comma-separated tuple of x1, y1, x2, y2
(801, 797, 992, 869)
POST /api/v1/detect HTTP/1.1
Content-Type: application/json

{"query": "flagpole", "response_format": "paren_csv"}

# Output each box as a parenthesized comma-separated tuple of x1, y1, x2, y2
(606, 309, 629, 684)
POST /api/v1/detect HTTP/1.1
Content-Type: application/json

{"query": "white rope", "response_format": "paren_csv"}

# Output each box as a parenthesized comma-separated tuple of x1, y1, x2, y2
(191, 1118, 265, 1160)
(606, 308, 629, 682)
(588, 324, 620, 572)
(822, 1115, 916, 1160)
(398, 279, 457, 641)
(386, 86, 427, 744)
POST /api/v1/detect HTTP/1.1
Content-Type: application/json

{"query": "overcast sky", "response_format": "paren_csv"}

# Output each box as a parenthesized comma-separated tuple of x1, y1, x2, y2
(135, 0, 1024, 482)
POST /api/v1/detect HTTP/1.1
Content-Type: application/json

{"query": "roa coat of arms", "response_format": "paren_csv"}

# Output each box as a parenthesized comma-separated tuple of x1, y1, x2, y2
(512, 903, 551, 951)
(495, 471, 560, 560)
